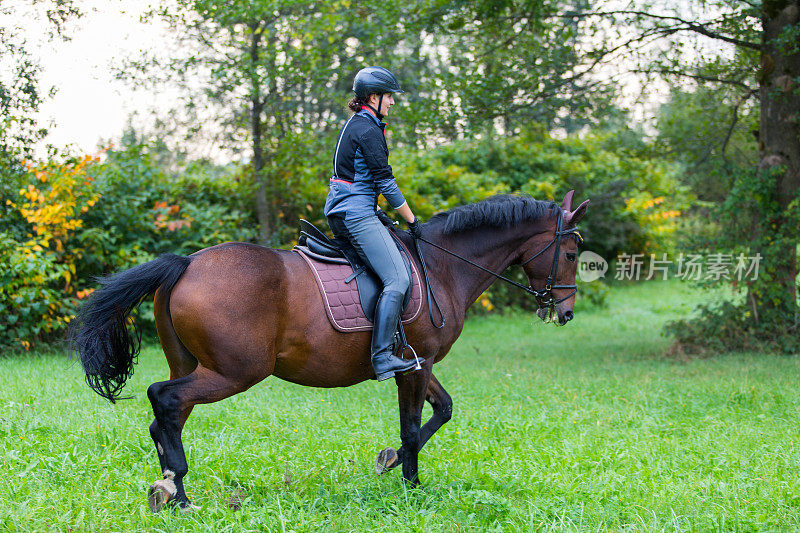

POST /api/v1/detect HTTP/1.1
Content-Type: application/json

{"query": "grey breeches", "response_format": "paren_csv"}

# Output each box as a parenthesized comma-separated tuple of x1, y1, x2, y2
(327, 214, 411, 295)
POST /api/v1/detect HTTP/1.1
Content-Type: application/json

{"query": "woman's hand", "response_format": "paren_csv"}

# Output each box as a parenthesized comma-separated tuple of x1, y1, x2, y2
(408, 219, 422, 238)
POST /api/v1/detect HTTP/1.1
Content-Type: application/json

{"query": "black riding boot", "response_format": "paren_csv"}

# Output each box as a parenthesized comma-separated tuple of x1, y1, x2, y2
(371, 290, 418, 381)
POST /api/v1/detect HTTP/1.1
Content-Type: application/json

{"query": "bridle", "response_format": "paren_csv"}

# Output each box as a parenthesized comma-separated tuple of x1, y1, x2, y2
(412, 207, 583, 328)
(519, 208, 583, 308)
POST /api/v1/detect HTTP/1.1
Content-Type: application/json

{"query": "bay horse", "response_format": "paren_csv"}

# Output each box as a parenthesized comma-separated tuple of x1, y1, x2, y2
(71, 192, 588, 511)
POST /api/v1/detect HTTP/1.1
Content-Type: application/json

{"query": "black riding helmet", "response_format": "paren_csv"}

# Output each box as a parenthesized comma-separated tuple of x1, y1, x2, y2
(353, 66, 404, 99)
(353, 67, 404, 120)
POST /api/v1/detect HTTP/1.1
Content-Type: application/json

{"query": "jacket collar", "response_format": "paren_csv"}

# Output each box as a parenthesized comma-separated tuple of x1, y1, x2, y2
(357, 108, 385, 130)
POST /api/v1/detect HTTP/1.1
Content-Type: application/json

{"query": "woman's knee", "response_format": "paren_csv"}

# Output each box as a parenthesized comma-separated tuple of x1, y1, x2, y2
(385, 268, 411, 295)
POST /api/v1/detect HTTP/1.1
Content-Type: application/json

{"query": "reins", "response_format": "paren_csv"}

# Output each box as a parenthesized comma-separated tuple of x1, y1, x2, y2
(409, 209, 583, 327)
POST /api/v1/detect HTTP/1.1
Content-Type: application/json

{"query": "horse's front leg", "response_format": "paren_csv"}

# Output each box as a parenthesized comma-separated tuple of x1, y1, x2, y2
(392, 357, 434, 487)
(376, 373, 452, 475)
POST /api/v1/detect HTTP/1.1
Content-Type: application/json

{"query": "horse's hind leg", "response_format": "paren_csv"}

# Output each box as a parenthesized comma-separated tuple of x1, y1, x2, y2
(150, 290, 198, 477)
(147, 365, 252, 511)
(149, 347, 198, 476)
(376, 373, 453, 475)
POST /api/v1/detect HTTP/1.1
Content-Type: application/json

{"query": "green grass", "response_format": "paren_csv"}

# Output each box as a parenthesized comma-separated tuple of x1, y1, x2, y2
(2, 280, 800, 532)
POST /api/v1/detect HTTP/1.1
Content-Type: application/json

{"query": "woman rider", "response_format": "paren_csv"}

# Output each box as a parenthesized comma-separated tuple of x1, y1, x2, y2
(324, 66, 422, 382)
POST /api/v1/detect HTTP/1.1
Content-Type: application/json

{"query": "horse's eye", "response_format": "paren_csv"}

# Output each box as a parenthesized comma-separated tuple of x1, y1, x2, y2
(566, 252, 577, 262)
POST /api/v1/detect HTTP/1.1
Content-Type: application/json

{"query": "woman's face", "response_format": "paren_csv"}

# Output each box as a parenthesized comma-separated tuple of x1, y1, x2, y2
(368, 93, 395, 116)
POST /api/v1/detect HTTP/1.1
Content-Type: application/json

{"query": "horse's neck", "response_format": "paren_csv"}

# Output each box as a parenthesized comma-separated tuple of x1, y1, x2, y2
(426, 225, 531, 312)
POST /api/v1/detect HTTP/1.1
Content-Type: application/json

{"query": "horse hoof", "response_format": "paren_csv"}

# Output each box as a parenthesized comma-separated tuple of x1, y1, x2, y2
(374, 447, 399, 475)
(147, 479, 176, 513)
(179, 502, 201, 513)
(404, 479, 423, 490)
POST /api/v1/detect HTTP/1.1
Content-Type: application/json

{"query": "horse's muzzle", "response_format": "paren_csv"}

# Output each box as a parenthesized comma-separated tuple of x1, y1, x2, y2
(538, 306, 574, 325)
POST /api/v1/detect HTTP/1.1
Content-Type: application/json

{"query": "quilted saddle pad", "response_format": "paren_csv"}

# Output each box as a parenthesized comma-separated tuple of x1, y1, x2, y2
(294, 245, 423, 333)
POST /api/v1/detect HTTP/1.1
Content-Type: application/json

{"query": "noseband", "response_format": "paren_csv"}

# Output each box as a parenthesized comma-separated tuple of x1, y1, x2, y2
(413, 208, 583, 328)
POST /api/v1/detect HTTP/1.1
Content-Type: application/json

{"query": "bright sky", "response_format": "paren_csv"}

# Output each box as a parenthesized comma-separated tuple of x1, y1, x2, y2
(3, 0, 175, 156)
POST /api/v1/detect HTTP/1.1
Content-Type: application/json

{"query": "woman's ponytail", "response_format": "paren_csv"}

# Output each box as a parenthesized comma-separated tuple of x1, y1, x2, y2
(348, 96, 367, 113)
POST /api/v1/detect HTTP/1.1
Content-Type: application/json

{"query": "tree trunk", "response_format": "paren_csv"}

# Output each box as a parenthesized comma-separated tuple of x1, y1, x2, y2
(250, 25, 272, 244)
(253, 98, 271, 244)
(755, 1, 800, 318)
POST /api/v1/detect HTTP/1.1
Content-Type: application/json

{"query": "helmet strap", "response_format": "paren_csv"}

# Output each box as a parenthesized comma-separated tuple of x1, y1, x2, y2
(364, 101, 384, 121)
(361, 104, 383, 120)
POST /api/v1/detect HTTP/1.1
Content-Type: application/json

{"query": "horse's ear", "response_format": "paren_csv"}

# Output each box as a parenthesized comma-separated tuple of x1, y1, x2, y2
(560, 190, 575, 212)
(566, 199, 590, 227)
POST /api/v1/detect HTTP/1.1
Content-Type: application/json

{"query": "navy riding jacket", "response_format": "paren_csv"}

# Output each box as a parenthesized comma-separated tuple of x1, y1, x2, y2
(323, 109, 406, 219)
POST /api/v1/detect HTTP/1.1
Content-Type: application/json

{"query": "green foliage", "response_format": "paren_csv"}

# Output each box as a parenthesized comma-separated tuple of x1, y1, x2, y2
(392, 128, 688, 312)
(0, 157, 31, 241)
(656, 86, 759, 202)
(259, 132, 332, 246)
(0, 1, 82, 157)
(0, 232, 72, 351)
(667, 166, 800, 354)
(395, 128, 690, 260)
(0, 153, 101, 350)
(81, 143, 256, 262)
(0, 142, 258, 350)
(412, 0, 615, 136)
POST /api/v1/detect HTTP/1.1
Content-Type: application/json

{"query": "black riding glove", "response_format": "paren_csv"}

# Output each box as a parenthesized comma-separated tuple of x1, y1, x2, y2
(376, 209, 396, 228)
(408, 219, 422, 239)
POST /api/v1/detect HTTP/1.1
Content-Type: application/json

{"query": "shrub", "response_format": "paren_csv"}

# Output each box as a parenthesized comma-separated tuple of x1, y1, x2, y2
(1, 153, 102, 349)
(388, 129, 689, 312)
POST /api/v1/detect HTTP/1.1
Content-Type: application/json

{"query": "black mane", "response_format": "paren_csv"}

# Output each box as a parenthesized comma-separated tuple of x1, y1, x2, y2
(427, 194, 558, 235)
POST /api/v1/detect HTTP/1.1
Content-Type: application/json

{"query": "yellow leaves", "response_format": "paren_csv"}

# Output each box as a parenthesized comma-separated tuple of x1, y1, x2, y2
(7, 150, 104, 326)
(624, 193, 683, 250)
(477, 292, 495, 312)
(76, 288, 95, 300)
(13, 153, 101, 255)
(641, 196, 665, 210)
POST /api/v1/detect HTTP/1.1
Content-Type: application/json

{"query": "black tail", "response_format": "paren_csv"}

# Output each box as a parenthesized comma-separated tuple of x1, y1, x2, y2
(69, 254, 192, 403)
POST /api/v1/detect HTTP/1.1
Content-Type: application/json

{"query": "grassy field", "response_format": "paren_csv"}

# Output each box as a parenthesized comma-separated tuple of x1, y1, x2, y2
(2, 280, 800, 532)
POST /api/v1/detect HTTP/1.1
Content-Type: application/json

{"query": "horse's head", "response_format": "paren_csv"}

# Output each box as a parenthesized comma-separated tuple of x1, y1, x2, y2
(519, 190, 589, 325)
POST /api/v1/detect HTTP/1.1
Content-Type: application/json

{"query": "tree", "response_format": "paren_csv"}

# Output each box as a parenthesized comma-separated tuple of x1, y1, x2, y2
(413, 0, 616, 137)
(1, 1, 82, 239)
(125, 0, 426, 243)
(0, 0, 81, 157)
(574, 1, 799, 348)
(656, 85, 759, 202)
(121, 1, 625, 242)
